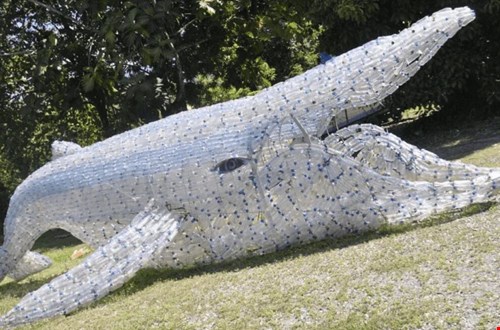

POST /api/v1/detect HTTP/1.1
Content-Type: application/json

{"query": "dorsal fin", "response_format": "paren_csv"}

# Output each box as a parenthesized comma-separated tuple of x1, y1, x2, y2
(51, 140, 83, 160)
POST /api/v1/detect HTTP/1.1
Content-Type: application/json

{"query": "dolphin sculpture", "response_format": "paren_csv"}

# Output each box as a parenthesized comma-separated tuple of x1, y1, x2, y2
(1, 6, 496, 327)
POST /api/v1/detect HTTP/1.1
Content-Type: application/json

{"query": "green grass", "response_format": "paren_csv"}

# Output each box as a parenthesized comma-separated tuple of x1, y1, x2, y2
(1, 118, 499, 329)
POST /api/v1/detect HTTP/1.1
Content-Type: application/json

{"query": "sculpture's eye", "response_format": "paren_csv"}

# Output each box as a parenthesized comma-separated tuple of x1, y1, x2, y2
(213, 158, 248, 174)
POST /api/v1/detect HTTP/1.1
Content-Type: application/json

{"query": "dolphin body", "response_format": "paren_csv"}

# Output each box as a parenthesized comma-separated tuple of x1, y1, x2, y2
(1, 6, 497, 327)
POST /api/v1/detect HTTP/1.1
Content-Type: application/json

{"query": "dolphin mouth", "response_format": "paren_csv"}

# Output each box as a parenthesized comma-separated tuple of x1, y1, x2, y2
(0, 7, 483, 327)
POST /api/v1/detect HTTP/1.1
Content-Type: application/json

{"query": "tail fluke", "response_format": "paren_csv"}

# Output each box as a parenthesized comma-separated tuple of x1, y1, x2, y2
(0, 200, 180, 327)
(7, 251, 52, 282)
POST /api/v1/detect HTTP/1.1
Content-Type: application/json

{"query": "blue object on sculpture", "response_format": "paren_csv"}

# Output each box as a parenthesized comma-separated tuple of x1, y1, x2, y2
(0, 7, 496, 327)
(319, 52, 334, 64)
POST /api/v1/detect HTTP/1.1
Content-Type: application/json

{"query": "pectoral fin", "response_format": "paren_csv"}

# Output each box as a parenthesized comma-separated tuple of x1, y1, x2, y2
(0, 200, 180, 327)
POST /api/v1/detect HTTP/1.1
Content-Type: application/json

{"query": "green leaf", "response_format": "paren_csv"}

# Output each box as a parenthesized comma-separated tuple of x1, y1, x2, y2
(105, 30, 116, 45)
(48, 33, 58, 47)
(83, 75, 95, 92)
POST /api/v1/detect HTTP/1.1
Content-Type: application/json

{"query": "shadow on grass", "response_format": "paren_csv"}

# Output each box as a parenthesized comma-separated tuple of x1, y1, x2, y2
(33, 229, 82, 252)
(0, 274, 64, 299)
(387, 115, 500, 160)
(0, 230, 81, 299)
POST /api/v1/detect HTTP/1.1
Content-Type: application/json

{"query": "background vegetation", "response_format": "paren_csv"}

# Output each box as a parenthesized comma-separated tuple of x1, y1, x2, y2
(1, 0, 499, 224)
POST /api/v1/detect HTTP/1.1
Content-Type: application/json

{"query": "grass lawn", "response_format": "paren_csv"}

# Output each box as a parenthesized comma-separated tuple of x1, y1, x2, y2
(1, 117, 499, 329)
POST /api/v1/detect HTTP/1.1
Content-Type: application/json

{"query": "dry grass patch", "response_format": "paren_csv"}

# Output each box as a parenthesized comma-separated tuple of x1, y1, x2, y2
(1, 117, 499, 329)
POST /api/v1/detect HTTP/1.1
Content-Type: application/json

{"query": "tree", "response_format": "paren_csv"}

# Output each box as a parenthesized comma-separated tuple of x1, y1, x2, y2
(305, 0, 500, 121)
(1, 0, 499, 227)
(0, 0, 322, 224)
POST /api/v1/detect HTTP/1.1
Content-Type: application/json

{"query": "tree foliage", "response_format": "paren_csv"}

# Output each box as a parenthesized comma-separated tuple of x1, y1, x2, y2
(307, 0, 500, 121)
(0, 0, 322, 220)
(0, 0, 499, 222)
